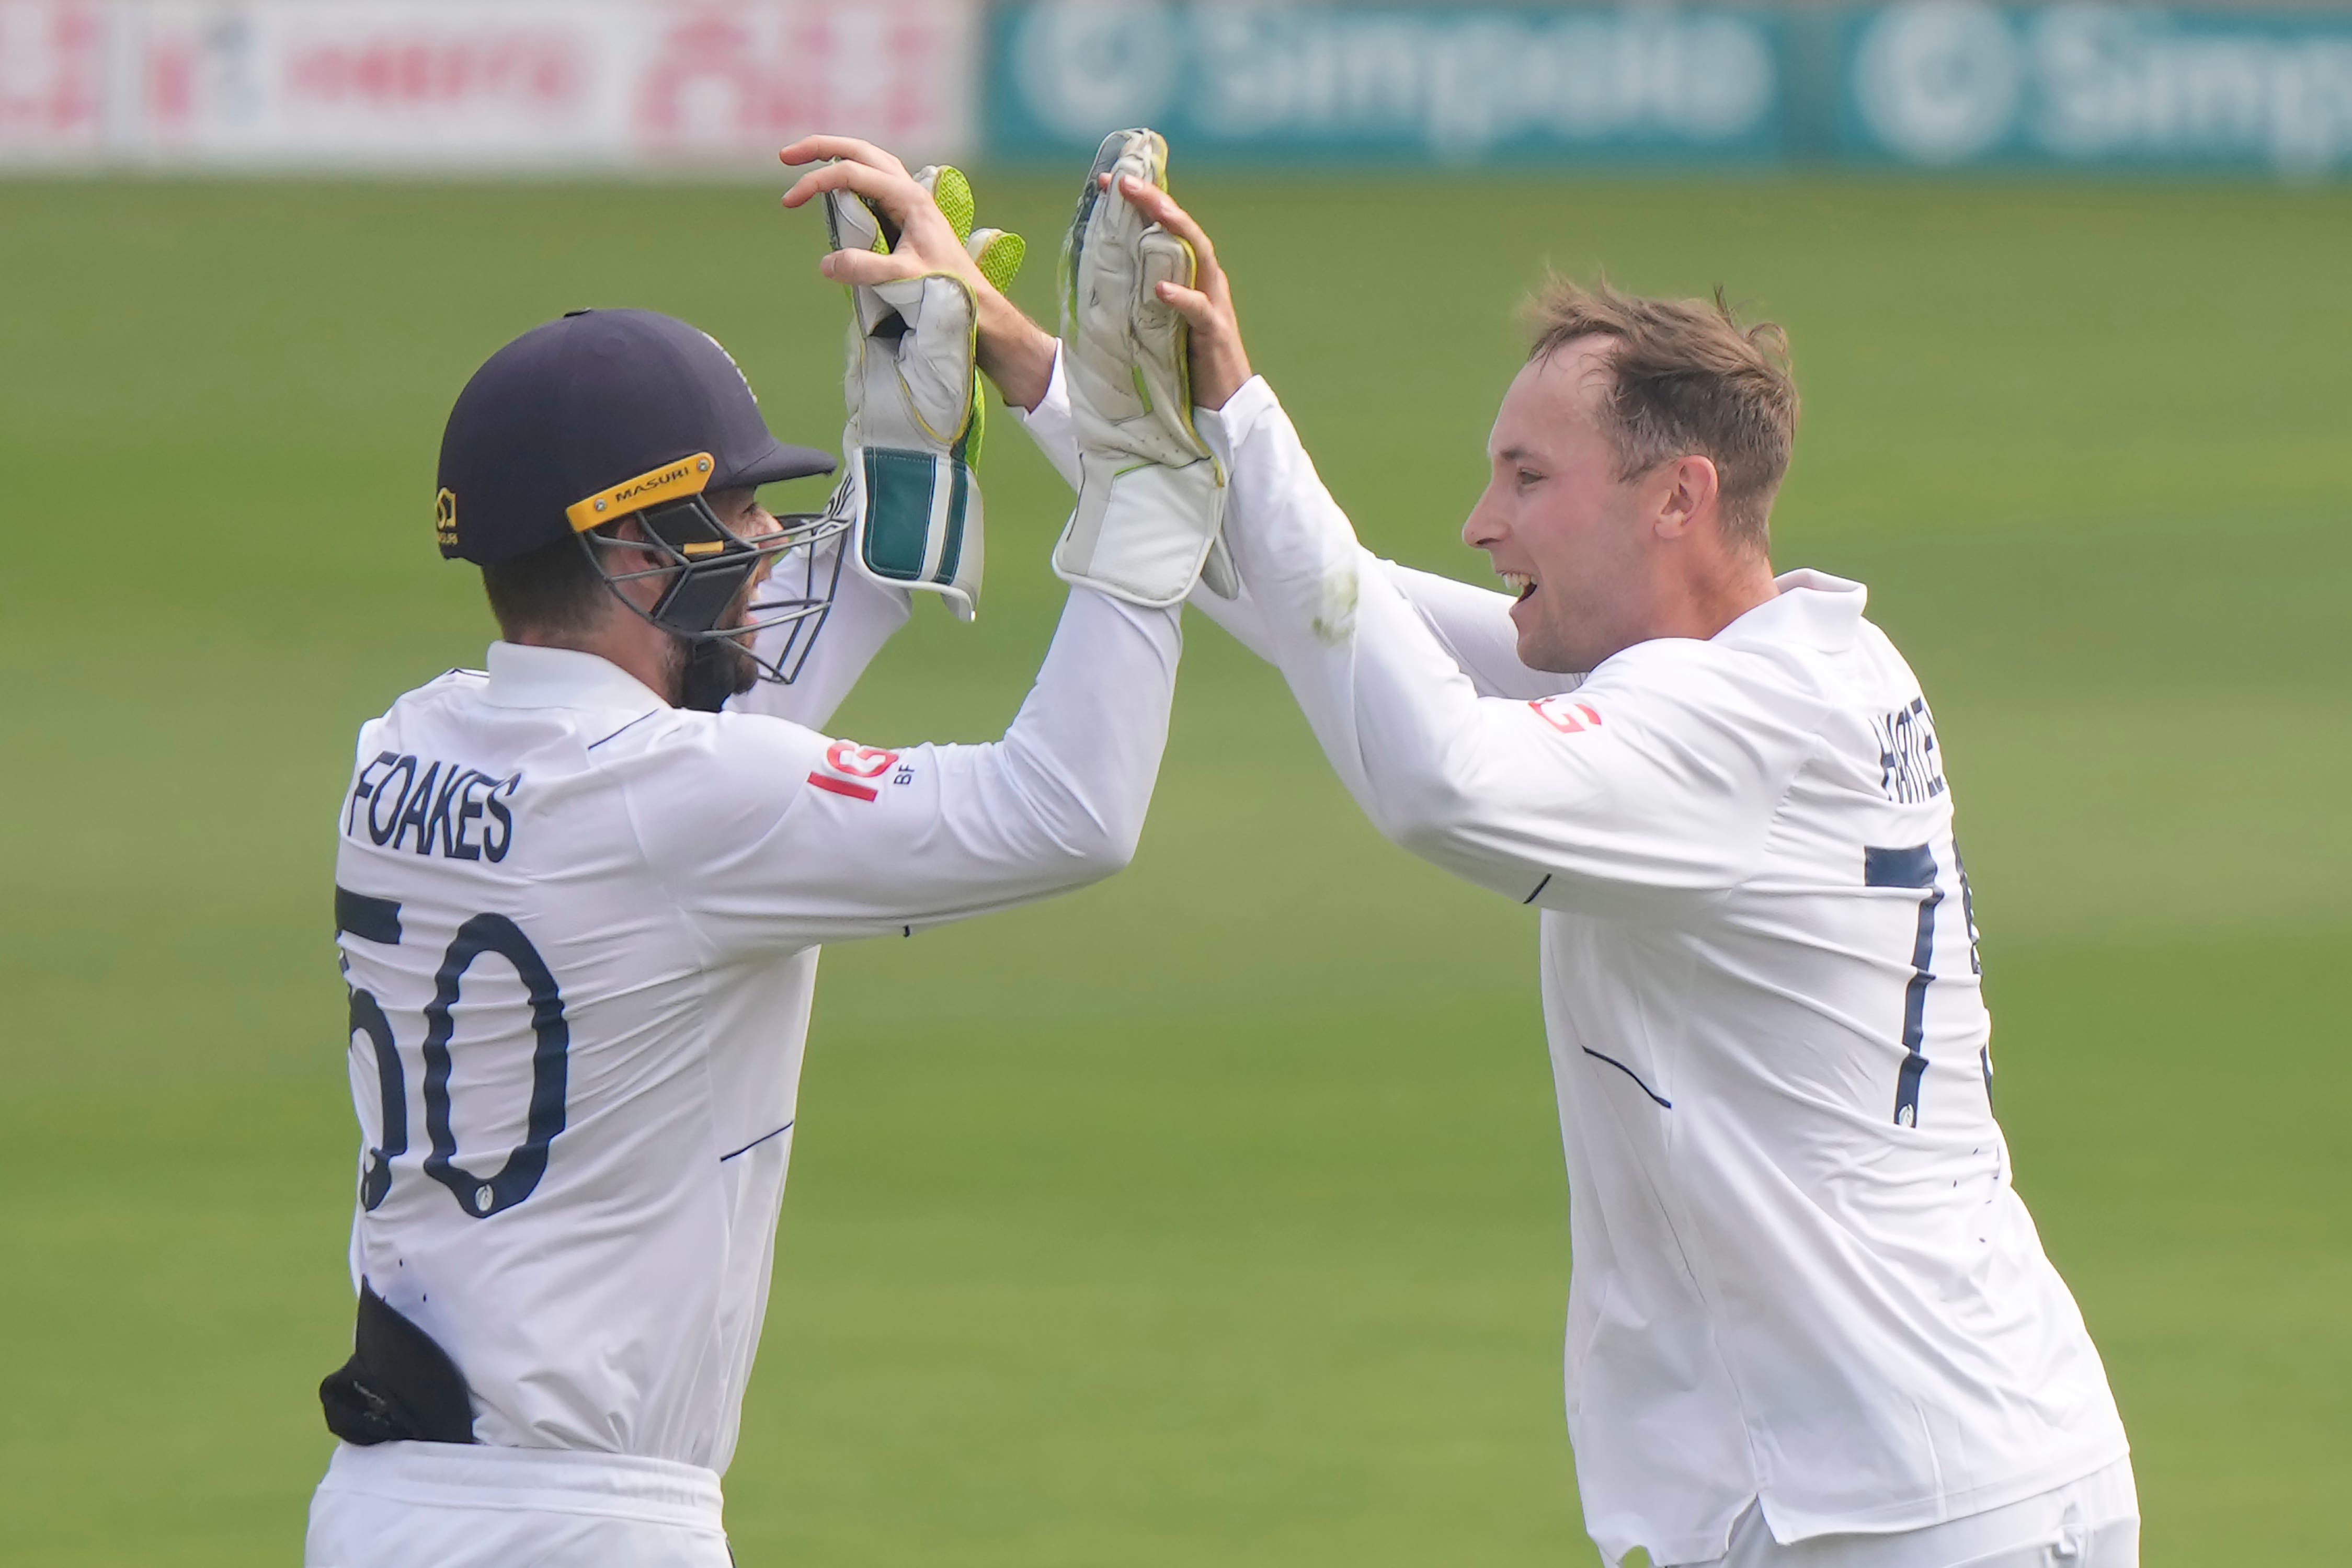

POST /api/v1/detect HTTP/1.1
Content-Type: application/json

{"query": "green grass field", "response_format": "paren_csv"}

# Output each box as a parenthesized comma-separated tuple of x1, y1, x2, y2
(1, 172, 2345, 1565)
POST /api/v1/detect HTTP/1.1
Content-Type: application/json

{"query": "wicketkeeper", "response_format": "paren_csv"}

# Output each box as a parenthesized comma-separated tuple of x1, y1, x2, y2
(305, 153, 1229, 1566)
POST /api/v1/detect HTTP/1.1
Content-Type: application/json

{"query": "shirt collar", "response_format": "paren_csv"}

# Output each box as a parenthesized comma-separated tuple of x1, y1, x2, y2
(1714, 568, 1867, 653)
(482, 641, 671, 713)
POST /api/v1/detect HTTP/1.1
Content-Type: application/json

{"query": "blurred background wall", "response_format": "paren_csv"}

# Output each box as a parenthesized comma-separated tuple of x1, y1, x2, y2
(6, 0, 2351, 178)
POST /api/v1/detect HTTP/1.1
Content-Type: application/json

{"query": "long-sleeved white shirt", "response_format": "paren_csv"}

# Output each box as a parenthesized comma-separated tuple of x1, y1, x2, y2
(1019, 362, 2128, 1564)
(329, 544, 1180, 1475)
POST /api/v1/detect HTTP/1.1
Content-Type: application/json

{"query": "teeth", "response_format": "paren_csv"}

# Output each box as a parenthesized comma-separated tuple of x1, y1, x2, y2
(1502, 571, 1535, 599)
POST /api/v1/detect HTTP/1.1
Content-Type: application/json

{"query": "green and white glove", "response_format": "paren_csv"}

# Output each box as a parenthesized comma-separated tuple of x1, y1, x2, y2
(1053, 129, 1236, 608)
(825, 165, 1025, 622)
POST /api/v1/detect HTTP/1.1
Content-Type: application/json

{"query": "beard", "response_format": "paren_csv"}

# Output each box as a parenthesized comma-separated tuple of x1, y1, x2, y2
(669, 569, 766, 713)
(678, 636, 756, 712)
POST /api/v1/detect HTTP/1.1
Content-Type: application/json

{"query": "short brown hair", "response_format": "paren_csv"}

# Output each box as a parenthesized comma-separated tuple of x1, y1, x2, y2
(479, 529, 609, 640)
(1522, 276, 1797, 554)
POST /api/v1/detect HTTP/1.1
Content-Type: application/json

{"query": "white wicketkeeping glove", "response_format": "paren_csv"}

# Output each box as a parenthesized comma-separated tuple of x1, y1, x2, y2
(824, 165, 1025, 622)
(1053, 129, 1236, 608)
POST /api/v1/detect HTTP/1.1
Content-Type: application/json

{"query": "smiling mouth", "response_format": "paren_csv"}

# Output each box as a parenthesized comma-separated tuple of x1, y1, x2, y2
(1501, 571, 1537, 602)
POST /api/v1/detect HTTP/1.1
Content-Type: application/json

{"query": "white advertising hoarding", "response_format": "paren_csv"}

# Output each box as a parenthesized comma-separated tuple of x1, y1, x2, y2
(0, 0, 975, 168)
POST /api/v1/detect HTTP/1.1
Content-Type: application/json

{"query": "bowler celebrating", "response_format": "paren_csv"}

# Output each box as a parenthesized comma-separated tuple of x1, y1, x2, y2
(987, 148, 2137, 1568)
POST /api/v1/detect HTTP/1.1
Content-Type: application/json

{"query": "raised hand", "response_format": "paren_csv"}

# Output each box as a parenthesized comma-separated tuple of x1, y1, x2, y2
(1104, 171, 1253, 413)
(782, 138, 984, 289)
(780, 136, 1030, 622)
(1052, 129, 1234, 607)
(782, 136, 1056, 411)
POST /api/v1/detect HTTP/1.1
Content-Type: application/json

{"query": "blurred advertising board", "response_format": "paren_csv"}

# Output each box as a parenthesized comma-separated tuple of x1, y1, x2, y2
(987, 1, 2352, 178)
(1841, 3, 2352, 175)
(5, 1, 2349, 176)
(988, 2, 1789, 164)
(0, 0, 974, 167)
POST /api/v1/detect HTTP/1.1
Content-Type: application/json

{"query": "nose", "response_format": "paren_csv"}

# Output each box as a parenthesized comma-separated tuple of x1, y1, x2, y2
(1462, 476, 1507, 554)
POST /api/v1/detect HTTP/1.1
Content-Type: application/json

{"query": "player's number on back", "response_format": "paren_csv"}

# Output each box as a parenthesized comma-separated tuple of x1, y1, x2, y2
(337, 889, 570, 1218)
(1864, 843, 1981, 1129)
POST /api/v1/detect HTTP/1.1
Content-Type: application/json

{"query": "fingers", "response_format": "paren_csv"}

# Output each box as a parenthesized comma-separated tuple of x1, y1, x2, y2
(778, 164, 835, 211)
(1155, 273, 1253, 411)
(781, 156, 911, 212)
(1155, 280, 1217, 328)
(1094, 170, 1217, 266)
(1116, 175, 1219, 274)
(820, 247, 929, 288)
(778, 135, 909, 177)
(786, 157, 979, 289)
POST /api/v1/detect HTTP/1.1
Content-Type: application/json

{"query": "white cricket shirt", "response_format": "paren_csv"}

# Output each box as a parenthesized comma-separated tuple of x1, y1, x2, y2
(1018, 362, 2128, 1565)
(330, 552, 1180, 1474)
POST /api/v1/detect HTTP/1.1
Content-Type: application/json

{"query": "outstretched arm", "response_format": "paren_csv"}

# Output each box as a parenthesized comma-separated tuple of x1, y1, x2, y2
(1198, 380, 1801, 914)
(643, 587, 1181, 954)
(1107, 179, 1799, 914)
(662, 139, 1214, 949)
(1002, 278, 1568, 701)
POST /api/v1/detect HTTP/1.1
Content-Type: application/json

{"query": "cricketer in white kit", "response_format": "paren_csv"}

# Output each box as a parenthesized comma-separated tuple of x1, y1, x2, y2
(976, 151, 2139, 1568)
(306, 154, 1225, 1566)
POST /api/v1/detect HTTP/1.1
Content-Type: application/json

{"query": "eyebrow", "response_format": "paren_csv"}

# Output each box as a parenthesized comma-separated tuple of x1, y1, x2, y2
(1497, 446, 1542, 464)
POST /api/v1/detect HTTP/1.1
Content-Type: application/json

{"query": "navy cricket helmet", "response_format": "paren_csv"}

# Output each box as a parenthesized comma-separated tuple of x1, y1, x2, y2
(434, 308, 849, 689)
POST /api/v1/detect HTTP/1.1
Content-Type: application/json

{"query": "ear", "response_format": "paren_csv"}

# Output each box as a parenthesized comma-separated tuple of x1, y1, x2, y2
(592, 519, 671, 611)
(1649, 455, 1720, 542)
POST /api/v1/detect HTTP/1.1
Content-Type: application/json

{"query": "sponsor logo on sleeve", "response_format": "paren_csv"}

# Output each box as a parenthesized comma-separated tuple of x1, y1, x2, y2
(806, 740, 900, 803)
(1529, 695, 1603, 735)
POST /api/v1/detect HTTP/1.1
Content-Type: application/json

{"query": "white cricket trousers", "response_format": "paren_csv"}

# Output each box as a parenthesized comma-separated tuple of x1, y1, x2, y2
(305, 1440, 732, 1567)
(1664, 1459, 2139, 1568)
